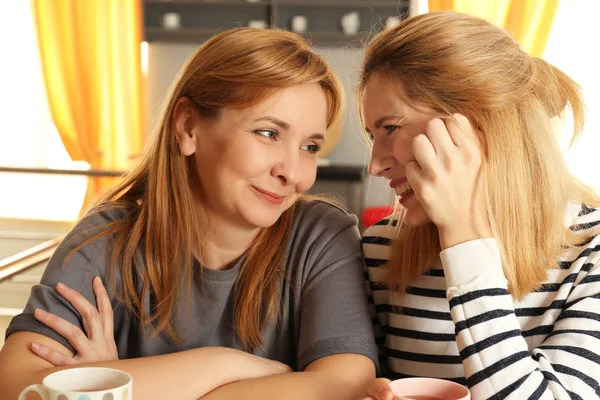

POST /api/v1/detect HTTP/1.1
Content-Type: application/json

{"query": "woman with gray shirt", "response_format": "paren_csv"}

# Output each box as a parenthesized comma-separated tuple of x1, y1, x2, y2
(0, 27, 377, 400)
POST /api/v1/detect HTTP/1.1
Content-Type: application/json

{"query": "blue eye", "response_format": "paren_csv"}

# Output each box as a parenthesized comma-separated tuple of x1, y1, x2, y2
(366, 131, 374, 142)
(384, 125, 400, 135)
(254, 129, 278, 140)
(302, 144, 321, 154)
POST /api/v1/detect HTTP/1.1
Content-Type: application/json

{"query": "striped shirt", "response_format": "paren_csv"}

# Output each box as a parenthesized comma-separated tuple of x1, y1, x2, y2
(362, 204, 600, 399)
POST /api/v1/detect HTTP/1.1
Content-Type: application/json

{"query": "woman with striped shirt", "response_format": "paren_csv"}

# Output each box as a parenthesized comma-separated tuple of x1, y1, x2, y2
(359, 11, 600, 400)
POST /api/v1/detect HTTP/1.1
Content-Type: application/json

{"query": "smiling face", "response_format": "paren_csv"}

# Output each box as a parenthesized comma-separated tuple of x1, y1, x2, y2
(174, 83, 328, 230)
(362, 75, 435, 227)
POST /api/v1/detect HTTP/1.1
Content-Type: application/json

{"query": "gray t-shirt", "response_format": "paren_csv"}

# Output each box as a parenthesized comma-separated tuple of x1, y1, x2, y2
(7, 200, 377, 371)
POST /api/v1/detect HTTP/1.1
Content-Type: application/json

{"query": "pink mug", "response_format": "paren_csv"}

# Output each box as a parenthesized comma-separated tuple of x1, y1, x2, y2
(389, 377, 470, 400)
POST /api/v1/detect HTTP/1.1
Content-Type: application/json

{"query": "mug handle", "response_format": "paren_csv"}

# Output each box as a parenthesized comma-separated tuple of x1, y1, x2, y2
(18, 384, 44, 400)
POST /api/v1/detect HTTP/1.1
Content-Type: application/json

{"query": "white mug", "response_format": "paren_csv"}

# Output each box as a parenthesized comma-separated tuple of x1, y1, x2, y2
(19, 367, 132, 400)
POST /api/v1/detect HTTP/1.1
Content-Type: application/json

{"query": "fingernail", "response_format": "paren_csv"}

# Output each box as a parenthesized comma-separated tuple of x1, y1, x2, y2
(35, 308, 47, 317)
(93, 276, 101, 285)
(380, 389, 391, 400)
(31, 342, 40, 350)
(57, 282, 69, 291)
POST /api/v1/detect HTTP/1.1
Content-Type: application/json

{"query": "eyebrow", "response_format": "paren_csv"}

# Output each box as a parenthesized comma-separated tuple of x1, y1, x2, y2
(253, 116, 290, 130)
(254, 116, 325, 141)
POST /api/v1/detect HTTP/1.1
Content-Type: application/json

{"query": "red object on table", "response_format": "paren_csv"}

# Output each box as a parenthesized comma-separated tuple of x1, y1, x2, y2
(361, 206, 394, 228)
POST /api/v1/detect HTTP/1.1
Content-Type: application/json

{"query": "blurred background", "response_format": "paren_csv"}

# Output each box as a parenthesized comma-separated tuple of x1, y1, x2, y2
(0, 0, 598, 344)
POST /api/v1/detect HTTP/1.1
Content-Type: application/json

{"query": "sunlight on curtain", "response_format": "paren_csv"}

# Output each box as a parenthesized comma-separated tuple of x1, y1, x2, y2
(428, 0, 559, 57)
(31, 0, 144, 206)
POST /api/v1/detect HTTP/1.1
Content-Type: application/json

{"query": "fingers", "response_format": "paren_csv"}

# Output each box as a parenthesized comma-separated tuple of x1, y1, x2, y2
(445, 115, 482, 169)
(405, 160, 422, 194)
(411, 133, 436, 177)
(425, 118, 456, 157)
(34, 309, 90, 351)
(30, 342, 76, 367)
(56, 282, 102, 339)
(366, 378, 393, 400)
(93, 276, 114, 337)
(444, 114, 476, 149)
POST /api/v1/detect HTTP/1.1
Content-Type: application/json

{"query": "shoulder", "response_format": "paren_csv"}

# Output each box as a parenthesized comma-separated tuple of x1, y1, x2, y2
(361, 212, 399, 262)
(563, 204, 600, 269)
(39, 203, 137, 289)
(293, 199, 359, 234)
(287, 199, 361, 263)
(568, 204, 600, 233)
(55, 203, 137, 260)
(362, 214, 398, 242)
(287, 200, 366, 290)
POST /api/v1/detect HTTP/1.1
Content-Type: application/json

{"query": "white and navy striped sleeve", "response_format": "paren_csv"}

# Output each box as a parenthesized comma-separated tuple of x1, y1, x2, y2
(441, 234, 600, 399)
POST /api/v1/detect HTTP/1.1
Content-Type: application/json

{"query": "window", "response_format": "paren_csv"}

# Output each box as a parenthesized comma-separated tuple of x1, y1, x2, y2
(544, 0, 600, 193)
(0, 2, 88, 222)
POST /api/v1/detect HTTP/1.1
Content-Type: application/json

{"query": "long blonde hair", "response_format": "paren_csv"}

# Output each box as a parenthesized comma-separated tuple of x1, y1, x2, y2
(358, 11, 600, 298)
(76, 28, 344, 350)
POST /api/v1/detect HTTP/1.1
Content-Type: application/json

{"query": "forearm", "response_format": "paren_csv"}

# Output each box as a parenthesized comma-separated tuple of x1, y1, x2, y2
(201, 354, 374, 400)
(441, 239, 600, 399)
(203, 370, 366, 400)
(62, 347, 245, 399)
(0, 336, 251, 400)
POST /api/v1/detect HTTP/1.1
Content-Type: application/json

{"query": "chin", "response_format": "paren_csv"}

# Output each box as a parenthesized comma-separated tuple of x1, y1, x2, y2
(241, 196, 297, 229)
(402, 208, 431, 227)
(242, 208, 284, 229)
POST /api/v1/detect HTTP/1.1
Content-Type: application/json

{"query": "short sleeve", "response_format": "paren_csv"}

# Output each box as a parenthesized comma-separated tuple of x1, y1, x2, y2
(295, 202, 379, 372)
(5, 210, 120, 353)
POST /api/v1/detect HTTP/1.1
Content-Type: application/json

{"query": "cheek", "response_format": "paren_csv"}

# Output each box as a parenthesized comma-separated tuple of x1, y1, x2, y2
(392, 136, 415, 164)
(297, 158, 318, 192)
(224, 141, 268, 178)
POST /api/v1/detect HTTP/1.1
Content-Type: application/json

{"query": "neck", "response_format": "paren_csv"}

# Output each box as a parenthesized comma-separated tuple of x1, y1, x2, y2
(201, 215, 260, 271)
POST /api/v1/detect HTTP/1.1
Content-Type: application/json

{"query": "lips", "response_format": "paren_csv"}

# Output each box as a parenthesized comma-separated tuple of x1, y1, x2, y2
(252, 186, 288, 205)
(254, 187, 285, 200)
(389, 178, 413, 198)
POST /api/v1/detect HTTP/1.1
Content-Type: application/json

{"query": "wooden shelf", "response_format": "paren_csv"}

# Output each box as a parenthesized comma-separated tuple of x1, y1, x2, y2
(144, 27, 223, 42)
(144, 0, 269, 5)
(145, 27, 372, 45)
(302, 31, 371, 46)
(143, 0, 410, 45)
(316, 165, 365, 182)
(277, 0, 407, 7)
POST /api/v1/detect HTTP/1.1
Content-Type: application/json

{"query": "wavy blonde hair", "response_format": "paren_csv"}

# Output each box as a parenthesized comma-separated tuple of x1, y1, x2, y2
(75, 27, 344, 350)
(358, 11, 600, 298)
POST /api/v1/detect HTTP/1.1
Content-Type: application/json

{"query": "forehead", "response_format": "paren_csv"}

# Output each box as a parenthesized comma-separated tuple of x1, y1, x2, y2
(361, 75, 434, 128)
(230, 83, 329, 128)
(362, 76, 411, 120)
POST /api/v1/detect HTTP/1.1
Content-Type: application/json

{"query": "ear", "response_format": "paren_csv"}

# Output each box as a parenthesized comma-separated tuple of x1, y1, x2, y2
(173, 97, 201, 156)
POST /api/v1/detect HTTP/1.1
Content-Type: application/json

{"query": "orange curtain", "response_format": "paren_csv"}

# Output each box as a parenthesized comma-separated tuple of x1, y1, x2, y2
(31, 0, 144, 206)
(428, 0, 560, 57)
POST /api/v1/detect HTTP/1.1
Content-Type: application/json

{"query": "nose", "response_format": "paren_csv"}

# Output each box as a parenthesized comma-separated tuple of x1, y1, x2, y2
(368, 140, 397, 178)
(271, 149, 302, 186)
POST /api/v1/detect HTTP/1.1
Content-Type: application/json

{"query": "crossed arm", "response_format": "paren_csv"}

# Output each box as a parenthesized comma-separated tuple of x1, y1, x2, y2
(0, 278, 374, 400)
(0, 332, 373, 400)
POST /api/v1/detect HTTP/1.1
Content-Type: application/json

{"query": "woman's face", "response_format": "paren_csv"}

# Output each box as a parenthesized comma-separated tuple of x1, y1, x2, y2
(175, 83, 328, 230)
(361, 75, 435, 227)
